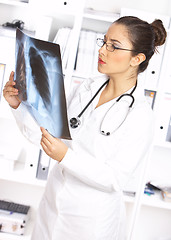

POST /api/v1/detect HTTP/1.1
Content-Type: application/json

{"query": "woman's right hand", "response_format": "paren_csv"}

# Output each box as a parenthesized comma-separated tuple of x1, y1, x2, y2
(3, 71, 21, 109)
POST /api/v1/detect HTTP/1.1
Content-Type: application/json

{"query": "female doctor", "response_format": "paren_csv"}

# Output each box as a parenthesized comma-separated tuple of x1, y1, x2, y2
(3, 16, 167, 240)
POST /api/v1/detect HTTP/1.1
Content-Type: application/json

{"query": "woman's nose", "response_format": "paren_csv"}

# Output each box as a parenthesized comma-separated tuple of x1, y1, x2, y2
(98, 44, 106, 55)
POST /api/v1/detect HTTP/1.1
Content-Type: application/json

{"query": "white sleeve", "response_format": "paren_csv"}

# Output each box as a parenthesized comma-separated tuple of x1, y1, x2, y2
(60, 109, 154, 193)
(11, 103, 41, 147)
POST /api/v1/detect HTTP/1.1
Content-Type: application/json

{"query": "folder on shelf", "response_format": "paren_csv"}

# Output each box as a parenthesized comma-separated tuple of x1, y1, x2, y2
(36, 149, 50, 180)
(166, 115, 171, 142)
(53, 27, 71, 71)
(154, 93, 171, 143)
(24, 142, 40, 179)
(144, 89, 156, 109)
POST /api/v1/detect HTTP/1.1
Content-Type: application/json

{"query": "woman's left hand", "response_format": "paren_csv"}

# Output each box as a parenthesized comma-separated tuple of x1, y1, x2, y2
(40, 127, 68, 162)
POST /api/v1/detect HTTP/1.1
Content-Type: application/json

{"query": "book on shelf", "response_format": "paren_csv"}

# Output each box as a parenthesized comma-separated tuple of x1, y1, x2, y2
(53, 27, 104, 80)
(74, 29, 102, 78)
(14, 28, 71, 140)
(53, 27, 71, 71)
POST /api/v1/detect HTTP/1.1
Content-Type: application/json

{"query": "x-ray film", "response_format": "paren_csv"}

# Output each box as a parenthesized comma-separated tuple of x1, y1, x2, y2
(14, 28, 71, 139)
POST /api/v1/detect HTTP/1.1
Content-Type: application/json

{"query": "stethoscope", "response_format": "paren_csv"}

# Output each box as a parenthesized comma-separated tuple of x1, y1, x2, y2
(70, 79, 137, 136)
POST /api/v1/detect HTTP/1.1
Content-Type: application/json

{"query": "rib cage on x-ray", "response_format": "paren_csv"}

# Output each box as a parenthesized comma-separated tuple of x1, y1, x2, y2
(29, 47, 51, 111)
(15, 43, 54, 111)
(14, 28, 71, 139)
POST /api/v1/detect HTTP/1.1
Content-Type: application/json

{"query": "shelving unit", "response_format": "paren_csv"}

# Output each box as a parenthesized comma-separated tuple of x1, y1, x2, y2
(0, 1, 171, 239)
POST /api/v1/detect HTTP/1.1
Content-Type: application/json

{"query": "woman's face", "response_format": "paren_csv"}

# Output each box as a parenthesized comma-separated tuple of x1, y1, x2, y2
(98, 23, 135, 77)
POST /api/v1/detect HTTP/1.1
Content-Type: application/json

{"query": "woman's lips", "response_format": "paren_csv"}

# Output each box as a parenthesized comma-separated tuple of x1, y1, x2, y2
(98, 57, 106, 64)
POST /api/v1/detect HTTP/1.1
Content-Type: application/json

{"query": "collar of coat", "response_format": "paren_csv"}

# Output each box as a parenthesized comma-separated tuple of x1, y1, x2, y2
(79, 74, 145, 111)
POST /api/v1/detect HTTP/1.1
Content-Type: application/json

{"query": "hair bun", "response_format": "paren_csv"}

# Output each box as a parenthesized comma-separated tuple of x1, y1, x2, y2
(151, 19, 167, 47)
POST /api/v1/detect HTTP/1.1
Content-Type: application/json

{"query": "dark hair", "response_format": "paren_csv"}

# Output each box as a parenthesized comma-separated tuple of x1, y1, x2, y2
(115, 16, 167, 73)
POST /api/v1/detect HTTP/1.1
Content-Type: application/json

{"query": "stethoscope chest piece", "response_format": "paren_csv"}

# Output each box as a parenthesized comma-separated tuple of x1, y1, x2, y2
(70, 117, 81, 128)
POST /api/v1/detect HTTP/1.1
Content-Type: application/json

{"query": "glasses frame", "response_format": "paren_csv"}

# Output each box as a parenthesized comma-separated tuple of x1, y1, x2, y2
(96, 38, 138, 53)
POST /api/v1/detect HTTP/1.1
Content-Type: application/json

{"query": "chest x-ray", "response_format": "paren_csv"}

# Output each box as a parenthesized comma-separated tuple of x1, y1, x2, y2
(14, 28, 71, 139)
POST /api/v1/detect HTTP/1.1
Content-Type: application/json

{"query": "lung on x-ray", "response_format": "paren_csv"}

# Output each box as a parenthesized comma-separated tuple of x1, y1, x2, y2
(14, 28, 71, 139)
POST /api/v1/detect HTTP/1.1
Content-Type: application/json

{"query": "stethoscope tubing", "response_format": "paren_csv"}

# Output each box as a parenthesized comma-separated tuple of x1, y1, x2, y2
(78, 79, 109, 118)
(70, 79, 137, 130)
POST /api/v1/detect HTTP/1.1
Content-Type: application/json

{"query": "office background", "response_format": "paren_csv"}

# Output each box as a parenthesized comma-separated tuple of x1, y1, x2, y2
(0, 0, 171, 239)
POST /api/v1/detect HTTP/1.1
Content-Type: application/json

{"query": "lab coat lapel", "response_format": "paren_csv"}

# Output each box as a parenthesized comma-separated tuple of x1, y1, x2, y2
(79, 75, 108, 114)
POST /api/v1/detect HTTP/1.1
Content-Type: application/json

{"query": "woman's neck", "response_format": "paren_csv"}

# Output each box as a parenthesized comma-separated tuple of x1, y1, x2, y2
(106, 76, 137, 99)
(96, 73, 137, 109)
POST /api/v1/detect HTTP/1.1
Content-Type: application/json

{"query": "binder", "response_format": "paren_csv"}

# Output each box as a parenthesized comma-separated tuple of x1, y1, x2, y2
(154, 93, 171, 143)
(36, 149, 50, 180)
(166, 115, 171, 142)
(24, 142, 40, 179)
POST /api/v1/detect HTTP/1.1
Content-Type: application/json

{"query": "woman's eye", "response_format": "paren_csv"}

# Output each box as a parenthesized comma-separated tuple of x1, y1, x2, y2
(112, 45, 117, 49)
(113, 44, 119, 48)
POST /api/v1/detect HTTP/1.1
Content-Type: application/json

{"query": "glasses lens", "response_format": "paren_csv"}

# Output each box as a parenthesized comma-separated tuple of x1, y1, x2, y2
(106, 44, 115, 52)
(96, 38, 104, 47)
(96, 39, 114, 52)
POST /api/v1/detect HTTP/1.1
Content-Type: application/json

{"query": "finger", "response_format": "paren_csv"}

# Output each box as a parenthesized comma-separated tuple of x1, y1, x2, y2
(4, 85, 18, 92)
(40, 141, 50, 155)
(40, 127, 54, 144)
(41, 135, 51, 149)
(4, 79, 16, 89)
(9, 71, 14, 82)
(3, 86, 18, 96)
(4, 72, 15, 88)
(4, 80, 14, 88)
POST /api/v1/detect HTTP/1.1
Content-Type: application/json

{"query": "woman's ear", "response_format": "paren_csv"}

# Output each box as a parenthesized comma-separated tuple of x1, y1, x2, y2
(131, 53, 146, 67)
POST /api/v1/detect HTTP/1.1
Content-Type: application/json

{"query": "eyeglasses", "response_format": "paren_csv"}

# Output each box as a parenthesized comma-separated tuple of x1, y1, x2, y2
(96, 38, 137, 53)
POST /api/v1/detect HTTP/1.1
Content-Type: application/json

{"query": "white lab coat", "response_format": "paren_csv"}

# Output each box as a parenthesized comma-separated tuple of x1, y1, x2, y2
(12, 75, 154, 240)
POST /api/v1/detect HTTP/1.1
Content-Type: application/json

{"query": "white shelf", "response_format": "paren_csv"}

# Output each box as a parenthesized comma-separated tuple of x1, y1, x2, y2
(83, 8, 119, 22)
(0, 163, 46, 188)
(0, 173, 46, 187)
(141, 192, 171, 210)
(124, 192, 171, 210)
(154, 141, 171, 150)
(0, 0, 28, 7)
